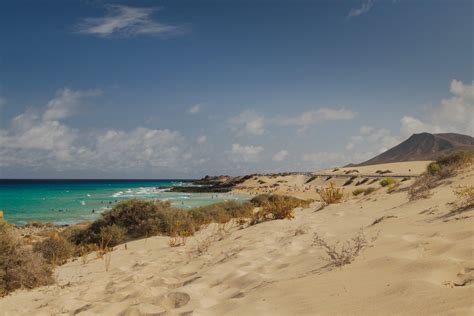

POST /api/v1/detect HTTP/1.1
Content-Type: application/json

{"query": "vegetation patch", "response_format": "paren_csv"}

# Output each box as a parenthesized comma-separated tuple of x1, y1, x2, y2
(409, 151, 474, 200)
(319, 183, 344, 204)
(312, 229, 376, 268)
(1, 221, 54, 297)
(249, 194, 311, 225)
(379, 178, 396, 187)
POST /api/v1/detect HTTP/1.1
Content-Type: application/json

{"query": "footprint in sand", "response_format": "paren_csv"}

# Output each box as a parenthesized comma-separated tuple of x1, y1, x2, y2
(155, 292, 191, 309)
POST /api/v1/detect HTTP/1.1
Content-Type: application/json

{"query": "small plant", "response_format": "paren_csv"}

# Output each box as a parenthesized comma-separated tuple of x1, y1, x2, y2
(168, 236, 181, 247)
(379, 178, 396, 187)
(104, 250, 112, 272)
(352, 188, 365, 196)
(453, 185, 474, 209)
(427, 162, 442, 175)
(319, 183, 343, 204)
(33, 232, 75, 266)
(364, 187, 376, 195)
(78, 244, 96, 265)
(312, 229, 375, 268)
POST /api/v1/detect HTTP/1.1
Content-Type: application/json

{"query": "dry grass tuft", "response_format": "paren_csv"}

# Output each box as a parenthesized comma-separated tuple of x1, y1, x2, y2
(319, 183, 344, 204)
(312, 229, 376, 268)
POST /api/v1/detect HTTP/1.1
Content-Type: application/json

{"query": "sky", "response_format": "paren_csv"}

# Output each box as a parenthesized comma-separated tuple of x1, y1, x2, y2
(0, 0, 472, 179)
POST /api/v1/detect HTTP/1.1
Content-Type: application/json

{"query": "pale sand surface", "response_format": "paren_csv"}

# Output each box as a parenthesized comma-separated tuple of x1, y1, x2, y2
(233, 161, 432, 200)
(1, 162, 473, 315)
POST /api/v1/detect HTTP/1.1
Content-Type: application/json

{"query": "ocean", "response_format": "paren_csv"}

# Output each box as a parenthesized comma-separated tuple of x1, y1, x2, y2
(0, 179, 247, 226)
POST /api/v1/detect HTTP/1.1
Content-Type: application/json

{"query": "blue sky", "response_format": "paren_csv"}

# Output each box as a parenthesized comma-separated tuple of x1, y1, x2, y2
(0, 0, 472, 178)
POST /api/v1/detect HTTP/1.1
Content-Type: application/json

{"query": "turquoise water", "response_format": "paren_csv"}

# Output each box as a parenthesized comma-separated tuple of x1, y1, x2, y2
(0, 180, 246, 226)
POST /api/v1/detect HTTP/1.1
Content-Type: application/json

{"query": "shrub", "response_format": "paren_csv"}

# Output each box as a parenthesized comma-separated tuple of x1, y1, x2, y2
(1, 222, 53, 296)
(99, 225, 127, 247)
(101, 199, 172, 237)
(427, 162, 442, 175)
(379, 178, 396, 187)
(437, 151, 473, 169)
(69, 199, 255, 246)
(409, 152, 474, 200)
(312, 229, 375, 268)
(34, 232, 75, 266)
(364, 187, 376, 195)
(352, 188, 365, 196)
(319, 183, 343, 204)
(249, 194, 310, 224)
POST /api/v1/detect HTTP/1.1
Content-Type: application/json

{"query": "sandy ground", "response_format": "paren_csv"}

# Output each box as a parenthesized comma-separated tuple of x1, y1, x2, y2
(233, 161, 432, 200)
(1, 162, 473, 315)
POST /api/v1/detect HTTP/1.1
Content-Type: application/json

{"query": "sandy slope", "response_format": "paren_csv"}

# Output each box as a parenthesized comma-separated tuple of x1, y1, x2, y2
(1, 164, 473, 315)
(233, 161, 432, 200)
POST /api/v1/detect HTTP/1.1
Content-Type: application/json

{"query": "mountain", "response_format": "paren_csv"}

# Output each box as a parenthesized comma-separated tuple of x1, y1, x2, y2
(356, 132, 474, 166)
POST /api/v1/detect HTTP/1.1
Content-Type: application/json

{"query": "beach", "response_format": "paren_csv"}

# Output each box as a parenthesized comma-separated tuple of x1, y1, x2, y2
(1, 160, 473, 315)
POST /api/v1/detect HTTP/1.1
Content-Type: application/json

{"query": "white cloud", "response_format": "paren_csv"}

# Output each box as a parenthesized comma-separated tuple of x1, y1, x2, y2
(0, 89, 190, 174)
(91, 127, 186, 170)
(400, 80, 474, 137)
(281, 107, 356, 133)
(0, 89, 99, 163)
(348, 0, 376, 18)
(197, 135, 207, 144)
(42, 88, 101, 121)
(76, 5, 185, 38)
(272, 150, 289, 162)
(346, 126, 400, 154)
(228, 143, 264, 163)
(188, 104, 201, 115)
(229, 110, 265, 136)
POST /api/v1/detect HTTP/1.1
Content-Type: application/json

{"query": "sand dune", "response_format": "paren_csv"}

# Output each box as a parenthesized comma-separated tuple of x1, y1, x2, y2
(1, 163, 473, 315)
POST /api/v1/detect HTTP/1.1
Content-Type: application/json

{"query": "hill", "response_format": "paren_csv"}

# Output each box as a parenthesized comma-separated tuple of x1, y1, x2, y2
(356, 132, 474, 166)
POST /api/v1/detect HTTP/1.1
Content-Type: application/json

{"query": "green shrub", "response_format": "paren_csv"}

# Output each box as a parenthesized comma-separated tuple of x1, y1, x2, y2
(427, 162, 442, 175)
(1, 222, 53, 297)
(69, 199, 255, 246)
(379, 178, 396, 187)
(352, 188, 365, 196)
(101, 199, 172, 237)
(34, 233, 75, 266)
